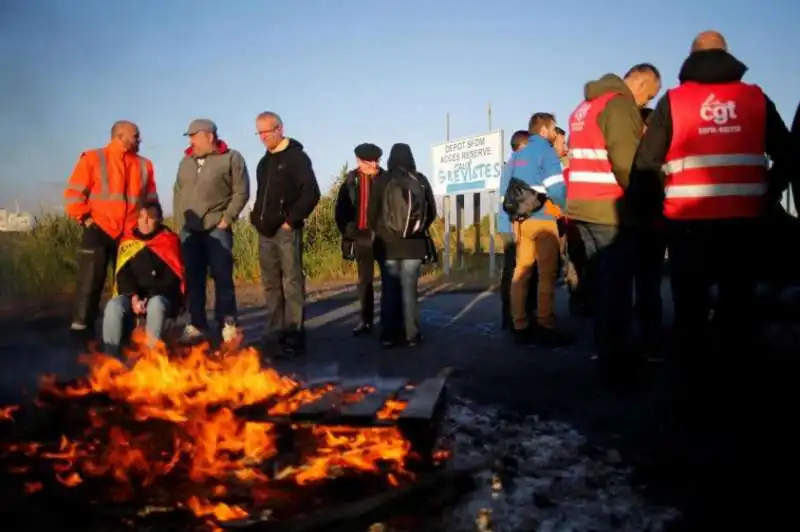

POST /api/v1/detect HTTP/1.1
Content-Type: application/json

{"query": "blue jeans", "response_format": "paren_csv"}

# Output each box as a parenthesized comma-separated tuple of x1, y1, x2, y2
(574, 222, 635, 361)
(180, 228, 237, 330)
(102, 294, 170, 355)
(379, 259, 422, 341)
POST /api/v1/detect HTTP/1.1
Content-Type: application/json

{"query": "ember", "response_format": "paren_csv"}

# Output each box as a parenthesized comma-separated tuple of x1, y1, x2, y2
(0, 330, 452, 530)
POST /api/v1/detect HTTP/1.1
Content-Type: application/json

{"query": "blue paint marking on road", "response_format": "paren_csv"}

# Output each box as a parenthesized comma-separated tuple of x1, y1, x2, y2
(419, 309, 500, 338)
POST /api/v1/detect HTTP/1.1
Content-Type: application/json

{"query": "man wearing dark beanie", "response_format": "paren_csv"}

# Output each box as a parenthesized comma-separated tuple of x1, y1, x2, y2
(335, 143, 384, 335)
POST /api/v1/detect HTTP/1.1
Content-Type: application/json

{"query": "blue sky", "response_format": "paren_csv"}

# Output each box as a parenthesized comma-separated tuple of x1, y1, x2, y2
(1, 0, 798, 217)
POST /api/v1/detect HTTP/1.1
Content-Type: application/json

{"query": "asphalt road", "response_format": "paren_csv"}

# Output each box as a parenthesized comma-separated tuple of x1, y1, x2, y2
(0, 281, 797, 530)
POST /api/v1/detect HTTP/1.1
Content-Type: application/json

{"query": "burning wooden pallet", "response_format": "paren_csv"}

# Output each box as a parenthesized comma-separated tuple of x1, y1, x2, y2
(234, 376, 449, 469)
(0, 373, 458, 531)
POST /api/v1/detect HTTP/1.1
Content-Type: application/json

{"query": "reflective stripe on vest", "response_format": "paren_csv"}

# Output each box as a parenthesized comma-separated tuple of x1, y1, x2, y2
(566, 94, 624, 202)
(95, 149, 157, 203)
(662, 82, 767, 220)
(64, 150, 157, 205)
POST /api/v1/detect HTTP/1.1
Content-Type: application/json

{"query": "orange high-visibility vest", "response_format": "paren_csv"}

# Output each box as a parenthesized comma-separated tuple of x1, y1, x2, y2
(566, 92, 625, 203)
(663, 81, 768, 220)
(64, 142, 158, 238)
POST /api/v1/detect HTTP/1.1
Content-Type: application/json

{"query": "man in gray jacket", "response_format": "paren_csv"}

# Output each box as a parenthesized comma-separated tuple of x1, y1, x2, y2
(173, 119, 250, 343)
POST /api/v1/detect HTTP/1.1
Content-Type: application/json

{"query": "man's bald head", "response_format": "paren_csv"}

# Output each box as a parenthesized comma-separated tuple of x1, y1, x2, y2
(691, 31, 728, 52)
(110, 120, 141, 154)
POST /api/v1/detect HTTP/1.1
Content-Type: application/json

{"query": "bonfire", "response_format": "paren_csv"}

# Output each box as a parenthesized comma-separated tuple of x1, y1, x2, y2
(0, 330, 447, 530)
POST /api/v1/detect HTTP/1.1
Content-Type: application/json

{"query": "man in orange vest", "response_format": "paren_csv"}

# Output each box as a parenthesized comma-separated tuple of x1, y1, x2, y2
(631, 31, 794, 357)
(566, 64, 661, 377)
(64, 121, 159, 339)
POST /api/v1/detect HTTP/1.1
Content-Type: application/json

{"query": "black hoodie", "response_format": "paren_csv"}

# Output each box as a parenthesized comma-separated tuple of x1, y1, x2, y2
(631, 50, 794, 220)
(250, 138, 322, 238)
(368, 143, 437, 260)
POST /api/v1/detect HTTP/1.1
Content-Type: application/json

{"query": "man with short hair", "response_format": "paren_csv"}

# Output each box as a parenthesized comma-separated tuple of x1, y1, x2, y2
(632, 31, 793, 357)
(499, 130, 535, 329)
(250, 111, 321, 356)
(566, 62, 661, 378)
(553, 126, 568, 166)
(508, 113, 571, 346)
(64, 121, 159, 339)
(335, 143, 384, 335)
(102, 201, 184, 356)
(173, 119, 250, 344)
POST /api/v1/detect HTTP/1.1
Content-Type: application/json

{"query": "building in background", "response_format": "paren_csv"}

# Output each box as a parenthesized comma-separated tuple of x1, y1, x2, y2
(0, 208, 34, 232)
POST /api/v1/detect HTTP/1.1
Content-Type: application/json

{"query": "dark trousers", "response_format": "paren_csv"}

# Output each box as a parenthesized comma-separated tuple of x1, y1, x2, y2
(633, 227, 666, 344)
(355, 242, 375, 324)
(72, 224, 118, 328)
(258, 228, 305, 342)
(181, 228, 237, 330)
(574, 221, 636, 363)
(500, 233, 536, 329)
(667, 221, 759, 358)
(379, 259, 422, 342)
(565, 221, 590, 315)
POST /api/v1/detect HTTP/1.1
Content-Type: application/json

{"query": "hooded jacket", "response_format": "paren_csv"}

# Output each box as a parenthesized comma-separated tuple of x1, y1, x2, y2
(173, 140, 250, 233)
(566, 74, 644, 226)
(631, 50, 794, 223)
(250, 138, 322, 238)
(114, 225, 184, 316)
(368, 143, 437, 260)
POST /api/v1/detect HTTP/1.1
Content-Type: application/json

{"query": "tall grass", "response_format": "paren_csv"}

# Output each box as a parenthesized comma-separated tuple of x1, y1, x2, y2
(0, 177, 501, 303)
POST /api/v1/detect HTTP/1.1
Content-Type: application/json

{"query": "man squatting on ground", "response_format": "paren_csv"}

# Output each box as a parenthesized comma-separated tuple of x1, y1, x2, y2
(172, 119, 250, 344)
(335, 143, 385, 336)
(250, 111, 321, 357)
(102, 201, 185, 356)
(64, 120, 159, 339)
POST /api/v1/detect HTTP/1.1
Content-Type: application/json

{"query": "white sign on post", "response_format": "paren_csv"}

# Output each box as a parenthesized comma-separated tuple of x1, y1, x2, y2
(430, 130, 504, 196)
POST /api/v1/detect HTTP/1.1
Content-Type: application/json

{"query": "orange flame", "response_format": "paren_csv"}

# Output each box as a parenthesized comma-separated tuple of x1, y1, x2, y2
(2, 330, 415, 526)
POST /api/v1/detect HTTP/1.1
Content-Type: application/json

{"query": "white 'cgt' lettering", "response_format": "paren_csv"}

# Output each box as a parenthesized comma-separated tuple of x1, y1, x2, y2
(700, 94, 737, 125)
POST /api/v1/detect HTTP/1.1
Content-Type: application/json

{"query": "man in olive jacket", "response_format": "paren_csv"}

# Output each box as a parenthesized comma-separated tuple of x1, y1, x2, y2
(566, 64, 661, 380)
(173, 118, 250, 344)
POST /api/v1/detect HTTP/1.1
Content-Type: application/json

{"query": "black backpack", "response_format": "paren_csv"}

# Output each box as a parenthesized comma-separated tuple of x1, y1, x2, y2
(382, 170, 430, 238)
(502, 177, 547, 221)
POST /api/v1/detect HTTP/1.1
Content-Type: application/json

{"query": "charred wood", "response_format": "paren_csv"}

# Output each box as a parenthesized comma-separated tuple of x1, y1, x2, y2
(222, 462, 484, 532)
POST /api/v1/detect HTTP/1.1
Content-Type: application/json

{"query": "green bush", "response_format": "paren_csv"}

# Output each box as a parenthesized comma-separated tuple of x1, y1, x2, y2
(0, 168, 357, 302)
(0, 166, 502, 303)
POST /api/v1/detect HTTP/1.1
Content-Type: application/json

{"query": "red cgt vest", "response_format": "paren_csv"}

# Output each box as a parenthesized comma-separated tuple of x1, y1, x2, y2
(566, 92, 625, 203)
(663, 81, 768, 220)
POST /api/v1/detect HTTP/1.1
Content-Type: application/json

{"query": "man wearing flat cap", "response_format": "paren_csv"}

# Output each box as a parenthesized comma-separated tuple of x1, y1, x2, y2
(173, 118, 250, 345)
(335, 143, 384, 335)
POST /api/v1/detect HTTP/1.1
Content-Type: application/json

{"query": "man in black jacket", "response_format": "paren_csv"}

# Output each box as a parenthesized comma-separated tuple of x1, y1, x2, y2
(102, 201, 185, 356)
(250, 111, 321, 356)
(631, 31, 795, 358)
(334, 143, 384, 336)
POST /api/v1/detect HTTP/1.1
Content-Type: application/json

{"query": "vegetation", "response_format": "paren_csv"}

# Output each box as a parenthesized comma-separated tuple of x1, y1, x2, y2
(0, 166, 501, 305)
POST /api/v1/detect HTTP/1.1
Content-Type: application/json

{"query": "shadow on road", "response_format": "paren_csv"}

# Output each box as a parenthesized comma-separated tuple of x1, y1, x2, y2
(0, 283, 797, 529)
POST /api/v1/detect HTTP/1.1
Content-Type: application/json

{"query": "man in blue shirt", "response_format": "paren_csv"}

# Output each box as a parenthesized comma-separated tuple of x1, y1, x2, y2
(499, 130, 536, 329)
(506, 113, 572, 346)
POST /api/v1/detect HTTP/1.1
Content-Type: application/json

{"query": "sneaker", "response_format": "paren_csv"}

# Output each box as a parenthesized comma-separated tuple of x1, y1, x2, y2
(180, 325, 206, 344)
(221, 319, 239, 343)
(352, 323, 372, 336)
(70, 321, 87, 331)
(379, 334, 396, 348)
(405, 334, 424, 347)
